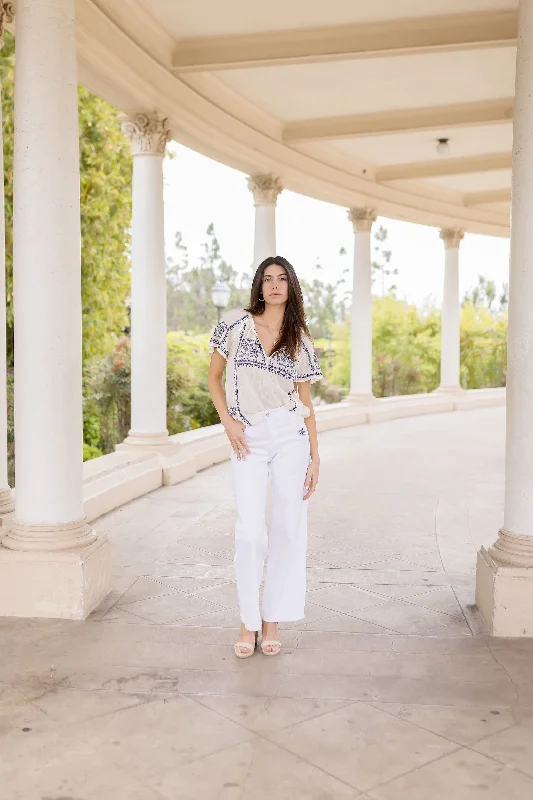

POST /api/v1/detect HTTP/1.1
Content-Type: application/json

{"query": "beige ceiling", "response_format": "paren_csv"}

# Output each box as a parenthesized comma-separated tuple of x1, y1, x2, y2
(140, 0, 517, 37)
(327, 123, 514, 168)
(80, 0, 519, 236)
(428, 170, 512, 192)
(216, 48, 515, 121)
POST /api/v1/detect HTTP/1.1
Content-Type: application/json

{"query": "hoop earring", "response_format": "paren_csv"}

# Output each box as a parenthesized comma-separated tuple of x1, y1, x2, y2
(259, 294, 264, 302)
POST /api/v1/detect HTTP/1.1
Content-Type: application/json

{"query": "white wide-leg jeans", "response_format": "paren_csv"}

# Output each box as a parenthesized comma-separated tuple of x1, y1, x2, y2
(231, 407, 311, 632)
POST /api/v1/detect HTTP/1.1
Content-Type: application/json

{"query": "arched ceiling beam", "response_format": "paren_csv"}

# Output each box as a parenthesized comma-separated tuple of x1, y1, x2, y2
(464, 189, 511, 206)
(72, 0, 511, 236)
(283, 99, 514, 142)
(172, 10, 517, 72)
(377, 153, 512, 182)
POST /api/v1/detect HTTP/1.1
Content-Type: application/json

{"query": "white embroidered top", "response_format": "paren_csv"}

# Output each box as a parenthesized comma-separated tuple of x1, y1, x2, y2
(209, 309, 323, 426)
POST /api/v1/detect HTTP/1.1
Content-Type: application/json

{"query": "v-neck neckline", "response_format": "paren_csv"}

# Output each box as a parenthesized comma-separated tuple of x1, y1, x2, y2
(249, 313, 275, 360)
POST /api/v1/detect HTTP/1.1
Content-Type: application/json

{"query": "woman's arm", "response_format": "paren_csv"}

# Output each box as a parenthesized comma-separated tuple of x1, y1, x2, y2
(297, 380, 320, 499)
(207, 351, 233, 426)
(297, 380, 319, 461)
(207, 352, 251, 460)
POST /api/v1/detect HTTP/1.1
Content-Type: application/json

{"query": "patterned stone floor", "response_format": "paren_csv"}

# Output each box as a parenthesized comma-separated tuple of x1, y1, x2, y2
(3, 405, 533, 798)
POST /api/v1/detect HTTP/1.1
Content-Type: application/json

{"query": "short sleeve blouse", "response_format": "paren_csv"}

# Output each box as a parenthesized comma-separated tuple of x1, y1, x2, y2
(209, 309, 323, 426)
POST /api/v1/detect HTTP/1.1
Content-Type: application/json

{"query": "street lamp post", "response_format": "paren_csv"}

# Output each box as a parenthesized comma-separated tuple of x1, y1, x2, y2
(211, 278, 231, 321)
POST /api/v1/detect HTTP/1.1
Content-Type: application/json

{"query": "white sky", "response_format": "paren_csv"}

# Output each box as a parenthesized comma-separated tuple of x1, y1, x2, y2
(163, 142, 510, 307)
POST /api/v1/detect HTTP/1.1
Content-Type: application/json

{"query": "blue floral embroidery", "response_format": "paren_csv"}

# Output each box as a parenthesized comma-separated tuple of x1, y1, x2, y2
(298, 427, 307, 436)
(233, 325, 251, 426)
(296, 340, 323, 382)
(209, 314, 249, 358)
(210, 313, 322, 424)
(209, 320, 230, 357)
(287, 389, 299, 411)
(227, 405, 250, 427)
(235, 335, 266, 368)
(235, 332, 297, 382)
(271, 350, 297, 381)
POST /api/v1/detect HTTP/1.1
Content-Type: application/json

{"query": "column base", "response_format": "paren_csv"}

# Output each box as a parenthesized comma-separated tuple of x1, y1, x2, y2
(476, 542, 533, 637)
(116, 438, 197, 486)
(344, 392, 376, 405)
(122, 430, 171, 447)
(0, 532, 111, 619)
(434, 384, 465, 395)
(0, 487, 14, 527)
(2, 516, 97, 552)
(0, 511, 13, 529)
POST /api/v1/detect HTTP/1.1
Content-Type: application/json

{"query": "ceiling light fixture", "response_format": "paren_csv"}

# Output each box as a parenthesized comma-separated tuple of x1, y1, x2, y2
(436, 137, 450, 157)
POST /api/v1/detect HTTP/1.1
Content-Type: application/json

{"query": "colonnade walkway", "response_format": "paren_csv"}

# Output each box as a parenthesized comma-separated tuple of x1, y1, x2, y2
(3, 405, 533, 798)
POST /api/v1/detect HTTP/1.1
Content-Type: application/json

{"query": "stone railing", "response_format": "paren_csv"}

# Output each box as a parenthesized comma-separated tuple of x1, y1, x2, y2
(82, 387, 505, 523)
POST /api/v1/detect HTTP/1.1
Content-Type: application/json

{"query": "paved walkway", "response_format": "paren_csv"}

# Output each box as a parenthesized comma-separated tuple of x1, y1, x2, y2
(3, 406, 533, 799)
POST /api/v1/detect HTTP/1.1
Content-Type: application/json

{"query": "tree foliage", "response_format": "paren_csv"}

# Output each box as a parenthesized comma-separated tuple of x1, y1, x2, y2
(300, 258, 348, 340)
(318, 291, 507, 397)
(83, 333, 219, 457)
(167, 224, 251, 332)
(462, 274, 508, 313)
(372, 225, 397, 297)
(2, 32, 132, 366)
(78, 87, 132, 362)
(2, 32, 16, 364)
(460, 302, 507, 389)
(166, 332, 220, 429)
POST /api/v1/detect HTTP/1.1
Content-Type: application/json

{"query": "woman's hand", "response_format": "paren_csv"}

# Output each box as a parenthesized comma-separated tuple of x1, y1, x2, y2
(224, 417, 251, 461)
(303, 458, 320, 500)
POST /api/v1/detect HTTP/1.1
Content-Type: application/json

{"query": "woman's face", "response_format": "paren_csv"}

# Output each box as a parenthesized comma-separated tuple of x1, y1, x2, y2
(262, 265, 289, 307)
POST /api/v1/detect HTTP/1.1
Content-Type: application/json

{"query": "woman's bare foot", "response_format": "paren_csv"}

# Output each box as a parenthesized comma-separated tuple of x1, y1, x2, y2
(235, 623, 257, 656)
(261, 620, 281, 654)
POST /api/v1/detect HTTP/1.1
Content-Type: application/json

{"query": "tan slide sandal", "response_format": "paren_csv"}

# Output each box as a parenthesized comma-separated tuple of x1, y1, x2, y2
(261, 639, 281, 656)
(234, 631, 258, 659)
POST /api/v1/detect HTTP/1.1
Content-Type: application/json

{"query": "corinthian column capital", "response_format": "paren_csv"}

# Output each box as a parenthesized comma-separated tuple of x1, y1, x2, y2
(440, 228, 464, 249)
(0, 2, 14, 47)
(122, 113, 171, 156)
(247, 174, 283, 206)
(348, 207, 377, 233)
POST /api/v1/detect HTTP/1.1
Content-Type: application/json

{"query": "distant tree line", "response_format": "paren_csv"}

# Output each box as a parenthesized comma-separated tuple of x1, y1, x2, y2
(166, 224, 508, 406)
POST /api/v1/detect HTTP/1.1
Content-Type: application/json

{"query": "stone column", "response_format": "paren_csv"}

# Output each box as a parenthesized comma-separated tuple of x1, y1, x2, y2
(0, 0, 111, 619)
(247, 174, 283, 268)
(122, 114, 171, 448)
(437, 228, 464, 393)
(0, 3, 14, 526)
(476, 0, 533, 636)
(347, 208, 377, 402)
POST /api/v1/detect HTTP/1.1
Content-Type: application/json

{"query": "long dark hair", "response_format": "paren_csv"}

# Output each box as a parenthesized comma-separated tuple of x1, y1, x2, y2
(245, 256, 311, 360)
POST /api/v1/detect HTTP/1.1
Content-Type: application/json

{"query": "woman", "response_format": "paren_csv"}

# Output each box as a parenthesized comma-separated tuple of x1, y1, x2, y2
(207, 256, 323, 658)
